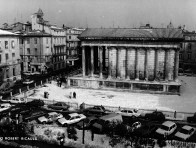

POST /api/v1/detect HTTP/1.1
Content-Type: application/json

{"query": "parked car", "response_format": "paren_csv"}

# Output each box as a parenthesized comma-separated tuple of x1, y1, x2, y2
(91, 113, 123, 133)
(26, 99, 44, 108)
(57, 113, 86, 126)
(48, 102, 69, 111)
(133, 124, 158, 138)
(9, 97, 25, 104)
(131, 121, 142, 132)
(38, 112, 63, 124)
(184, 69, 193, 76)
(116, 109, 141, 118)
(175, 125, 195, 141)
(0, 103, 12, 112)
(23, 79, 34, 85)
(156, 121, 177, 137)
(145, 111, 165, 121)
(187, 113, 196, 123)
(84, 105, 112, 116)
(23, 110, 46, 122)
(76, 116, 97, 130)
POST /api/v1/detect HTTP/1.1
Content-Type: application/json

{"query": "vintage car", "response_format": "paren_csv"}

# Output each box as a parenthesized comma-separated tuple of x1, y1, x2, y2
(0, 103, 12, 112)
(57, 113, 86, 126)
(175, 125, 195, 141)
(38, 112, 63, 124)
(156, 121, 177, 137)
(9, 97, 25, 104)
(116, 109, 141, 118)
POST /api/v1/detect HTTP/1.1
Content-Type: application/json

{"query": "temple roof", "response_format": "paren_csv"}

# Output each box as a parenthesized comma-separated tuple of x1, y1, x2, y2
(79, 28, 184, 40)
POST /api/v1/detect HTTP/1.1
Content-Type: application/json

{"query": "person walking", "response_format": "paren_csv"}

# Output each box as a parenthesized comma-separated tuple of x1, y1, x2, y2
(73, 92, 76, 99)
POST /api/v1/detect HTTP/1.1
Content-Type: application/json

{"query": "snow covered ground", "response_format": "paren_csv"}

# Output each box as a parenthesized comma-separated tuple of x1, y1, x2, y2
(27, 76, 196, 113)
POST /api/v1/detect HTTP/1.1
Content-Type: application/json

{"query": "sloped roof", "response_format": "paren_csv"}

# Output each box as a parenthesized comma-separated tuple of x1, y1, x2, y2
(79, 28, 183, 40)
(0, 29, 18, 36)
(23, 30, 52, 37)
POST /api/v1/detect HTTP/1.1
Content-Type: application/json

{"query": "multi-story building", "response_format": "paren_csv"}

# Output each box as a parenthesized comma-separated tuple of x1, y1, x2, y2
(179, 31, 196, 74)
(66, 28, 85, 66)
(31, 9, 66, 71)
(68, 28, 184, 95)
(19, 31, 52, 73)
(0, 29, 21, 82)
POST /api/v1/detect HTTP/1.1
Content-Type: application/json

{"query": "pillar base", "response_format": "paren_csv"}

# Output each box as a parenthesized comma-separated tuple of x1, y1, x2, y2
(126, 77, 130, 80)
(175, 79, 179, 83)
(135, 78, 139, 81)
(107, 76, 112, 80)
(145, 78, 148, 81)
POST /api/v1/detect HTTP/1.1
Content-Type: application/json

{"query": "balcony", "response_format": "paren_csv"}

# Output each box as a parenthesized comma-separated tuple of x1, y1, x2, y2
(66, 55, 79, 61)
(52, 52, 67, 56)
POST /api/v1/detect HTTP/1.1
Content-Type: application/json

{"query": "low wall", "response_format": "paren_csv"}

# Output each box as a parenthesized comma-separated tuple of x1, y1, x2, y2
(68, 77, 181, 95)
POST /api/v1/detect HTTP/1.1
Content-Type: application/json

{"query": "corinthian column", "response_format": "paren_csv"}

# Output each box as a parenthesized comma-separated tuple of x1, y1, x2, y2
(135, 48, 139, 80)
(90, 46, 94, 77)
(174, 49, 179, 82)
(99, 46, 103, 78)
(82, 46, 86, 77)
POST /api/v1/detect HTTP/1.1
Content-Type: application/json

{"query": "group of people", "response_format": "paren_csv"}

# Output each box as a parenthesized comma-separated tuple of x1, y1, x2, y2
(69, 92, 76, 99)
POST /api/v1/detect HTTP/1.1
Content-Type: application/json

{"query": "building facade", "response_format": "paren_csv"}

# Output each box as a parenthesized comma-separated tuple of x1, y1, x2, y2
(31, 9, 66, 71)
(19, 31, 52, 73)
(0, 29, 21, 82)
(68, 28, 183, 95)
(179, 31, 196, 74)
(66, 28, 85, 66)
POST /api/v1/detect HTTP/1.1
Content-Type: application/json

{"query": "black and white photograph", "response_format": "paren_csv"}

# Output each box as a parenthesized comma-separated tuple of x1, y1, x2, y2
(0, 0, 196, 147)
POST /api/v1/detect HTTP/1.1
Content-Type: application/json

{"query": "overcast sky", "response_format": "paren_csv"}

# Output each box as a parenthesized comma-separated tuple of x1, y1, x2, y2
(1, 0, 196, 31)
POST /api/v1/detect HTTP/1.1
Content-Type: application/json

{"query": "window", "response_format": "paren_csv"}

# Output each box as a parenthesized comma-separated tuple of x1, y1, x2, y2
(27, 48, 30, 54)
(69, 36, 71, 39)
(6, 69, 9, 78)
(34, 38, 37, 44)
(11, 40, 15, 48)
(179, 53, 182, 60)
(12, 53, 15, 59)
(34, 48, 37, 55)
(0, 54, 1, 63)
(0, 41, 1, 49)
(5, 41, 8, 49)
(5, 53, 9, 61)
(19, 39, 23, 44)
(188, 53, 191, 60)
(187, 43, 192, 50)
(13, 68, 15, 76)
(27, 38, 30, 44)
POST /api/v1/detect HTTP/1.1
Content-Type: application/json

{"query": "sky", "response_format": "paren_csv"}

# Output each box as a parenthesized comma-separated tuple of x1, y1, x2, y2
(0, 0, 196, 31)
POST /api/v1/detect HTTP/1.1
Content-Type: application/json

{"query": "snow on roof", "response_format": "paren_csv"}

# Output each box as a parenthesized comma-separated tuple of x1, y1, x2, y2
(182, 125, 193, 131)
(0, 29, 18, 36)
(48, 112, 58, 115)
(69, 113, 79, 117)
(162, 121, 176, 127)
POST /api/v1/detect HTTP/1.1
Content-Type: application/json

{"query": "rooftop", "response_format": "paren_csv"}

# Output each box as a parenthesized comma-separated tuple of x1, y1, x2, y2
(182, 125, 194, 131)
(0, 29, 18, 36)
(162, 121, 176, 127)
(79, 28, 184, 40)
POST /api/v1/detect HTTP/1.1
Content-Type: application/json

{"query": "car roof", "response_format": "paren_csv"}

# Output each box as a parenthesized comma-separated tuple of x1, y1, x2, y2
(48, 112, 58, 115)
(182, 125, 194, 130)
(1, 103, 11, 106)
(162, 121, 176, 127)
(69, 113, 79, 117)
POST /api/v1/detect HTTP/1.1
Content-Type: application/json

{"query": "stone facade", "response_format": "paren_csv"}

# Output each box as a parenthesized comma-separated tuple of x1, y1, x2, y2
(31, 9, 66, 71)
(68, 28, 183, 95)
(0, 30, 21, 82)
